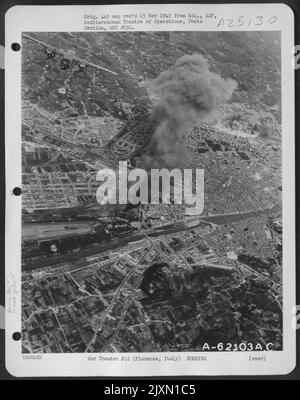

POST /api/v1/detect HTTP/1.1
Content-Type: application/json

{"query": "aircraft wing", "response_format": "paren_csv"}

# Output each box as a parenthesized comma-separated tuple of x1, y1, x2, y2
(23, 34, 65, 57)
(73, 55, 118, 75)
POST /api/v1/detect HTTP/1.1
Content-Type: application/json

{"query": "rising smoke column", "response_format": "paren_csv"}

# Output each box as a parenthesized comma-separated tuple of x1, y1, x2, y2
(141, 54, 237, 168)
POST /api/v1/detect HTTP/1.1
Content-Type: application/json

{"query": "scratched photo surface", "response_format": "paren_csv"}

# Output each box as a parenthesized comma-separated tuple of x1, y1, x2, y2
(21, 31, 283, 353)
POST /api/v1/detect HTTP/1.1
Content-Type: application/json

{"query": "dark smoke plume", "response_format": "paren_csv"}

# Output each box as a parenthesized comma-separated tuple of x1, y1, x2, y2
(141, 54, 237, 168)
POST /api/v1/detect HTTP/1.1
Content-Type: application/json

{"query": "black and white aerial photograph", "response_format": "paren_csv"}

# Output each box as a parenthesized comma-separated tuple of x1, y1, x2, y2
(20, 31, 283, 354)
